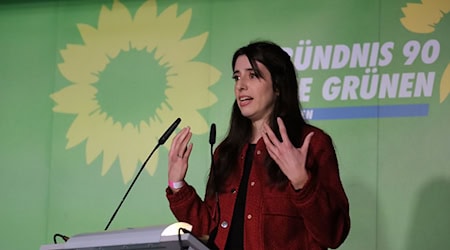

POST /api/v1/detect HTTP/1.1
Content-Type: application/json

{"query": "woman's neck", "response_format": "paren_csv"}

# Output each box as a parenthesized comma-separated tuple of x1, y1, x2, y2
(250, 119, 266, 143)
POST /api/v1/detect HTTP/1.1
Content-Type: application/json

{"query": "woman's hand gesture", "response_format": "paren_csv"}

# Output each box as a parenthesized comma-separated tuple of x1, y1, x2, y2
(168, 127, 193, 191)
(262, 117, 314, 190)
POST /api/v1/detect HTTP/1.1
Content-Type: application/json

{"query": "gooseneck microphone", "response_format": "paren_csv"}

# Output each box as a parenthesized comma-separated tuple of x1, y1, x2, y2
(206, 123, 221, 249)
(104, 117, 182, 231)
(209, 123, 216, 188)
(209, 123, 216, 145)
(208, 123, 220, 218)
(159, 118, 182, 145)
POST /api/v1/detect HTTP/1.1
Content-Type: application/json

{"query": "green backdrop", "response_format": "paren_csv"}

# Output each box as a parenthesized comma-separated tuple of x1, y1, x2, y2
(1, 0, 449, 249)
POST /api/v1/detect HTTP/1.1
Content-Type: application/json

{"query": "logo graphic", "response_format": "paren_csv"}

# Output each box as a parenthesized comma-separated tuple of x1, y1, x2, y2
(51, 0, 221, 183)
(283, 0, 449, 120)
(401, 0, 450, 103)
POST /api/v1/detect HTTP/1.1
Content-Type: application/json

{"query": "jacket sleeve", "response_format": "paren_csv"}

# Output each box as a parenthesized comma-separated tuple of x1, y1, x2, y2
(166, 183, 218, 237)
(290, 130, 350, 248)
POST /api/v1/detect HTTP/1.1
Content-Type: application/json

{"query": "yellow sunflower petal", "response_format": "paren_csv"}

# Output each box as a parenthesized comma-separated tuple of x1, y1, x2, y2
(154, 102, 184, 129)
(51, 84, 99, 114)
(154, 6, 192, 60)
(85, 114, 115, 164)
(440, 63, 450, 103)
(101, 147, 118, 176)
(424, 0, 450, 13)
(59, 45, 106, 84)
(96, 0, 132, 58)
(100, 120, 123, 175)
(143, 117, 172, 176)
(117, 123, 141, 182)
(157, 4, 190, 41)
(159, 33, 209, 66)
(400, 0, 448, 33)
(145, 151, 160, 176)
(78, 24, 101, 50)
(156, 100, 209, 134)
(65, 113, 100, 149)
(135, 121, 152, 161)
(175, 109, 209, 134)
(166, 87, 218, 111)
(132, 0, 159, 51)
(166, 62, 220, 109)
(167, 61, 221, 88)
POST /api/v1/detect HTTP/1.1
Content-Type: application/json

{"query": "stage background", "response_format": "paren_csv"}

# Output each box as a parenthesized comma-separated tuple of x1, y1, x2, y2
(1, 0, 449, 249)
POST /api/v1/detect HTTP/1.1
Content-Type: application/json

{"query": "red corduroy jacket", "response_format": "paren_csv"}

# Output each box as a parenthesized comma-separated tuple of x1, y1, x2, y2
(166, 125, 350, 250)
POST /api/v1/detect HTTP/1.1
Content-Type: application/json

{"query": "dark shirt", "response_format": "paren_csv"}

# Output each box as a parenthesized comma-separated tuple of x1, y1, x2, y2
(225, 144, 256, 250)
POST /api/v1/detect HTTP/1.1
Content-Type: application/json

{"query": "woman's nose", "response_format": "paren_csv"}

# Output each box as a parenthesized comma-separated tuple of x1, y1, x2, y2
(236, 79, 248, 91)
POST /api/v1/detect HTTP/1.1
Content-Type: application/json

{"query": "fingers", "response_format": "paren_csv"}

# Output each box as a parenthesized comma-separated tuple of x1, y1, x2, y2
(262, 122, 279, 146)
(276, 117, 289, 143)
(168, 127, 193, 183)
(262, 117, 291, 147)
(301, 132, 314, 155)
(177, 130, 192, 158)
(183, 141, 194, 159)
(169, 127, 191, 159)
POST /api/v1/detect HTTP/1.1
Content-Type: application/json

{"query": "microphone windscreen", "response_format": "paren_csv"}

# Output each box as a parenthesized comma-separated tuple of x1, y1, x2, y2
(209, 123, 216, 145)
(158, 118, 181, 145)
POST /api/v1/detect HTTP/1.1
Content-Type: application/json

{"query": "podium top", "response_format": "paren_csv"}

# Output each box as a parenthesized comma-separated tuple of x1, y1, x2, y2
(40, 223, 209, 250)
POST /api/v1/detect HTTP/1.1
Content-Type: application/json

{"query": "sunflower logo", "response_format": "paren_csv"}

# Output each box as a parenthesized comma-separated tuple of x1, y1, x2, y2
(400, 0, 450, 103)
(51, 0, 221, 183)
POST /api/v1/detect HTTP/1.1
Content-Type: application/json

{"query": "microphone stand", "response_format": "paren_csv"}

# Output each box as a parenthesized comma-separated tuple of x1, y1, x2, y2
(104, 118, 181, 231)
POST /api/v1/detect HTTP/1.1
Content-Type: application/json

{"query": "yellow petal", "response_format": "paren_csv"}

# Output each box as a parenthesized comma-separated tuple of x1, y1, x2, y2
(440, 63, 450, 103)
(424, 0, 450, 13)
(400, 1, 448, 33)
(96, 1, 132, 58)
(154, 6, 192, 59)
(100, 120, 123, 175)
(157, 4, 190, 41)
(159, 33, 209, 66)
(132, 0, 159, 51)
(65, 113, 100, 149)
(85, 114, 114, 164)
(59, 45, 107, 84)
(50, 84, 99, 114)
(175, 109, 209, 134)
(118, 123, 141, 183)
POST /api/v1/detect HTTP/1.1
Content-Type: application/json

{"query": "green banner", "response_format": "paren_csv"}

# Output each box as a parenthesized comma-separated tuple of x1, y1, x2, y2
(0, 0, 449, 249)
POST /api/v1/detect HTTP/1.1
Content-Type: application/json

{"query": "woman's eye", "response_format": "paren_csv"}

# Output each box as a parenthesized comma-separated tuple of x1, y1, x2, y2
(232, 75, 240, 81)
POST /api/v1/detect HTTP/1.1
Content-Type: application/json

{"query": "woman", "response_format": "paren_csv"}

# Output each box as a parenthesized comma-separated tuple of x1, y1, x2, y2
(166, 41, 350, 249)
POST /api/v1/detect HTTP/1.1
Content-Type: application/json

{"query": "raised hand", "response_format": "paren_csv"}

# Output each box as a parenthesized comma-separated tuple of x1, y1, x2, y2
(262, 117, 314, 190)
(168, 127, 193, 187)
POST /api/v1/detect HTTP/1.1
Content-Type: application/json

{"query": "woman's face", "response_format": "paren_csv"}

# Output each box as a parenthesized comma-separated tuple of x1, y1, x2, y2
(233, 55, 277, 124)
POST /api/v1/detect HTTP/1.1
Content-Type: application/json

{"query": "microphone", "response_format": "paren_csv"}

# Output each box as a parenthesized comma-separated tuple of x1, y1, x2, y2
(208, 123, 217, 195)
(159, 118, 181, 145)
(104, 117, 182, 231)
(209, 123, 216, 145)
(207, 123, 220, 248)
(208, 123, 217, 194)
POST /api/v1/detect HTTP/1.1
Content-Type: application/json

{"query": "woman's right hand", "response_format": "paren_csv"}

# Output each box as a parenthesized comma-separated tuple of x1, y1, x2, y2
(168, 127, 193, 191)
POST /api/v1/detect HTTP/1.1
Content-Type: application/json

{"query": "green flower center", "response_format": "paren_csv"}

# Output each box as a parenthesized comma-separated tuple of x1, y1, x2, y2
(95, 49, 167, 126)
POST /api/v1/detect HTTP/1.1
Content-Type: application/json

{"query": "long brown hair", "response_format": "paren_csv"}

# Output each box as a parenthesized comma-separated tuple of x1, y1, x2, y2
(206, 41, 307, 197)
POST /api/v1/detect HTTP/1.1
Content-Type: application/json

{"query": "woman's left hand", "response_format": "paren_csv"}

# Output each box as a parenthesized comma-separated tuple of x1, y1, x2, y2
(262, 117, 314, 190)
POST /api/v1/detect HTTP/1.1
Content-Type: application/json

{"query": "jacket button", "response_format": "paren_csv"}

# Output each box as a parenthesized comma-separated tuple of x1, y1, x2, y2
(256, 150, 261, 155)
(231, 188, 237, 193)
(250, 181, 255, 186)
(221, 221, 229, 228)
(247, 214, 252, 220)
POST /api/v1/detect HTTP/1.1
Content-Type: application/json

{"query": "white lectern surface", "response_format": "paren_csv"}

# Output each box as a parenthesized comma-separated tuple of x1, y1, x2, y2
(40, 223, 209, 250)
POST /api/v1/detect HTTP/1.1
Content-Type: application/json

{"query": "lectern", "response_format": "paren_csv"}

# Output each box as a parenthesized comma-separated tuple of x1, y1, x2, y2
(40, 223, 209, 250)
